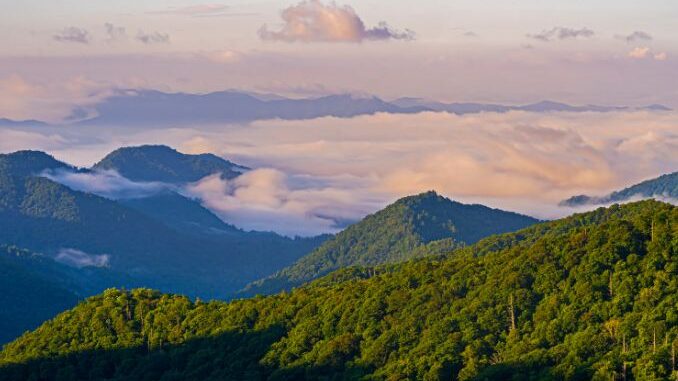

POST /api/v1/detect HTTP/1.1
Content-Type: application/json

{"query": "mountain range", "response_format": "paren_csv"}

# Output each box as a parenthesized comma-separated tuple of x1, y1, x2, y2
(0, 147, 325, 295)
(0, 90, 671, 127)
(241, 191, 539, 296)
(561, 171, 678, 207)
(0, 145, 544, 345)
(0, 200, 674, 380)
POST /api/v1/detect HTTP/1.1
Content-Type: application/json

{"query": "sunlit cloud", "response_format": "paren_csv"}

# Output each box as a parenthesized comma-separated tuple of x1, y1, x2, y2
(2, 110, 676, 234)
(185, 169, 384, 236)
(628, 47, 650, 59)
(259, 0, 414, 43)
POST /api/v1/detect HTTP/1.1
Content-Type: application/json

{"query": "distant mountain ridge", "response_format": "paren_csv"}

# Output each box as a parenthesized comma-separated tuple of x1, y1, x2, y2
(240, 191, 539, 296)
(1, 90, 670, 126)
(93, 145, 248, 183)
(560, 171, 678, 207)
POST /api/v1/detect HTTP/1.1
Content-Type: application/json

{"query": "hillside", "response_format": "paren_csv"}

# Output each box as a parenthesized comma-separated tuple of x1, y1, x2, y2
(0, 200, 674, 380)
(0, 246, 81, 344)
(0, 150, 320, 298)
(561, 171, 678, 207)
(92, 145, 248, 183)
(241, 191, 539, 296)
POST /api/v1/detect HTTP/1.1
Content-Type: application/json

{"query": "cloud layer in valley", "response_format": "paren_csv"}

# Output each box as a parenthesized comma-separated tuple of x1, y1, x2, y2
(2, 110, 676, 235)
(259, 0, 414, 42)
(42, 168, 174, 199)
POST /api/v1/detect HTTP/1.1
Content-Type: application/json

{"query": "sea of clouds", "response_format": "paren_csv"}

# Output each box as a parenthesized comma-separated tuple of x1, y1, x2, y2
(2, 110, 676, 236)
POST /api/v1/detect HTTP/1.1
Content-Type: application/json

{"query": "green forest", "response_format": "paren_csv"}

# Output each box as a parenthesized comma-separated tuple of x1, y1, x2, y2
(241, 191, 538, 296)
(1, 200, 675, 380)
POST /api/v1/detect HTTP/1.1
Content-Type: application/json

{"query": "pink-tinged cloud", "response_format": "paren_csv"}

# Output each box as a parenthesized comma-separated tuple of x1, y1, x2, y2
(654, 52, 668, 61)
(628, 47, 650, 59)
(628, 47, 668, 61)
(259, 0, 414, 43)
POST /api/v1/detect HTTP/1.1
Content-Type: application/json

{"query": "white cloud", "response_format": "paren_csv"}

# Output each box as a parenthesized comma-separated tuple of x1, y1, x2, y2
(3, 111, 677, 234)
(0, 75, 114, 122)
(259, 0, 414, 43)
(42, 168, 174, 199)
(55, 248, 110, 268)
(185, 169, 384, 236)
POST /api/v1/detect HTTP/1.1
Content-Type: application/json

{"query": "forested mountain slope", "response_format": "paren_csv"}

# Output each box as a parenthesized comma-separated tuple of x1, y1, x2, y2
(0, 150, 321, 299)
(241, 191, 539, 296)
(3, 201, 674, 380)
(561, 171, 677, 207)
(92, 145, 248, 183)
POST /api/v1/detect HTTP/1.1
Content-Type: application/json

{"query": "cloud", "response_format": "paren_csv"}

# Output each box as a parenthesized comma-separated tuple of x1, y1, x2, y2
(185, 169, 384, 236)
(527, 27, 594, 42)
(654, 52, 668, 61)
(201, 50, 242, 63)
(3, 111, 677, 234)
(616, 30, 652, 43)
(55, 248, 110, 268)
(628, 47, 668, 61)
(136, 30, 170, 44)
(104, 23, 127, 42)
(149, 4, 232, 17)
(176, 111, 676, 222)
(53, 27, 90, 44)
(0, 75, 114, 122)
(259, 0, 414, 43)
(628, 47, 650, 59)
(42, 168, 175, 199)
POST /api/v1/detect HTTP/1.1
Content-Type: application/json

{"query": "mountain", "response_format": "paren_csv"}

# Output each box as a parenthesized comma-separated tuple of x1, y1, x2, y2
(390, 97, 671, 114)
(119, 191, 242, 234)
(64, 89, 674, 127)
(0, 118, 48, 127)
(241, 191, 539, 296)
(74, 90, 428, 126)
(92, 145, 248, 183)
(0, 150, 322, 298)
(3, 91, 672, 127)
(560, 171, 678, 207)
(0, 200, 674, 380)
(0, 246, 80, 344)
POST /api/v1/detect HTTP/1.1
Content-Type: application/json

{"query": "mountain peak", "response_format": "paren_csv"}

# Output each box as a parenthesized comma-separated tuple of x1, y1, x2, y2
(0, 150, 72, 177)
(241, 191, 538, 296)
(93, 145, 248, 183)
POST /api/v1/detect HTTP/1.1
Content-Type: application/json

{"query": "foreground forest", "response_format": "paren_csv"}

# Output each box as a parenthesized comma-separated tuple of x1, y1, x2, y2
(0, 200, 676, 380)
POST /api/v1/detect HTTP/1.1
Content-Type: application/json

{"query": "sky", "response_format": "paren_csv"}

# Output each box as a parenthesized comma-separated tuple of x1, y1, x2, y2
(1, 0, 677, 106)
(0, 0, 677, 235)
